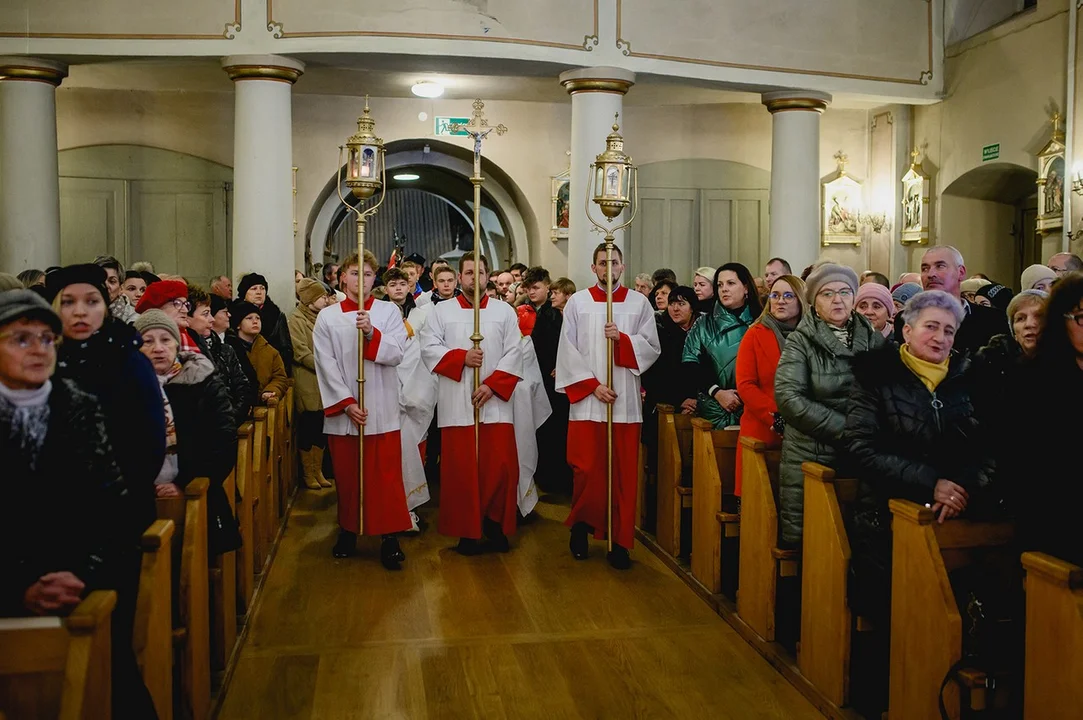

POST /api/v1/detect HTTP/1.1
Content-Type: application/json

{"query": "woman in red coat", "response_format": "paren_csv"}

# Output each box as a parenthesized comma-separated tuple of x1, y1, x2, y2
(734, 274, 807, 495)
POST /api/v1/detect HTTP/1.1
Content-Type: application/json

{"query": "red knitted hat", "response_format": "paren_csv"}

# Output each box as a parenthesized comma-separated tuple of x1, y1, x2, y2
(136, 279, 189, 314)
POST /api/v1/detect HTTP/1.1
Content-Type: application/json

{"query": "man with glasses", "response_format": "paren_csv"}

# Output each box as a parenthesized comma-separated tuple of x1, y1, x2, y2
(1048, 252, 1083, 277)
(892, 246, 1003, 356)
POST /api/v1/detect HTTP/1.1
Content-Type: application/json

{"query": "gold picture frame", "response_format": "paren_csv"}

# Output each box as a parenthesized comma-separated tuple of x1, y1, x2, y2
(821, 151, 863, 246)
(1036, 113, 1065, 233)
(900, 149, 930, 246)
(551, 169, 570, 242)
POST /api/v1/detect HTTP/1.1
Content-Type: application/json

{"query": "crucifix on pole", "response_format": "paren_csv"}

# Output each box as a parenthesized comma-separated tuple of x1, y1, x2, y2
(449, 99, 508, 462)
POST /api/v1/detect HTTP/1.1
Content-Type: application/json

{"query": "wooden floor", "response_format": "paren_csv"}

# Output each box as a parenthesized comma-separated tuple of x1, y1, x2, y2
(219, 489, 821, 719)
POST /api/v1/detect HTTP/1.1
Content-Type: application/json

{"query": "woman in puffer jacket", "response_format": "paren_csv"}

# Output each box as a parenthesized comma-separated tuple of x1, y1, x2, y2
(774, 263, 885, 546)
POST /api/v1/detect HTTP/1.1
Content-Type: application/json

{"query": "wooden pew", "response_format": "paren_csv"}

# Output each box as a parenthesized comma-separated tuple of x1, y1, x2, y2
(655, 404, 694, 558)
(133, 519, 174, 720)
(250, 407, 269, 570)
(799, 462, 860, 708)
(1021, 552, 1083, 719)
(736, 437, 794, 643)
(157, 478, 211, 720)
(887, 499, 1015, 720)
(0, 590, 116, 720)
(690, 419, 739, 594)
(234, 422, 255, 613)
(209, 466, 237, 672)
(263, 400, 280, 551)
(280, 381, 296, 513)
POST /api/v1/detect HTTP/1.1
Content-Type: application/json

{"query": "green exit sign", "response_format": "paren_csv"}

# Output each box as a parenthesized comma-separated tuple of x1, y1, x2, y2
(434, 117, 470, 137)
(982, 143, 1000, 162)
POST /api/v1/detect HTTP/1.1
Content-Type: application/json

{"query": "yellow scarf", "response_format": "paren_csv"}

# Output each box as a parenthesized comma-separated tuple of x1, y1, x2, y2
(900, 344, 949, 393)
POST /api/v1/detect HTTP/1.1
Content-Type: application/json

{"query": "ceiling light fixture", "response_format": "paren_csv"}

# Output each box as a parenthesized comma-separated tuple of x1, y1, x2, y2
(411, 81, 444, 98)
(393, 173, 420, 181)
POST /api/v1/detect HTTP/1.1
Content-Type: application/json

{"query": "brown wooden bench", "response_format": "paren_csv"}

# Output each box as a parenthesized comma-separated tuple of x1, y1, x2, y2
(1021, 551, 1083, 719)
(263, 399, 281, 550)
(655, 404, 694, 559)
(736, 437, 794, 643)
(887, 499, 1015, 720)
(234, 422, 255, 613)
(798, 462, 861, 708)
(250, 407, 269, 570)
(690, 419, 739, 594)
(0, 590, 116, 720)
(210, 465, 237, 672)
(280, 381, 296, 513)
(133, 519, 174, 720)
(157, 477, 211, 720)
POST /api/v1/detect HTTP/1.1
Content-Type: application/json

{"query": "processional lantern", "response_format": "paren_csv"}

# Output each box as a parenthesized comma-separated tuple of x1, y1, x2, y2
(342, 99, 385, 200)
(589, 117, 636, 220)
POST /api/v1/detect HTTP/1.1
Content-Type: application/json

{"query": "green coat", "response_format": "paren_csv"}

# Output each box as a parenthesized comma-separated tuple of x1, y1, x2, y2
(682, 303, 753, 428)
(774, 311, 885, 545)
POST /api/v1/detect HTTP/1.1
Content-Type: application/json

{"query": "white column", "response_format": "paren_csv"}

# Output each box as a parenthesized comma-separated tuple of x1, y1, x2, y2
(762, 90, 832, 273)
(0, 57, 68, 272)
(560, 67, 635, 290)
(222, 55, 304, 311)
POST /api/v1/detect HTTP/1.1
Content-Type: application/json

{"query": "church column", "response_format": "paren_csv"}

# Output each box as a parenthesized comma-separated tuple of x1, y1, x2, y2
(762, 90, 832, 273)
(560, 67, 635, 290)
(222, 55, 304, 311)
(0, 57, 68, 271)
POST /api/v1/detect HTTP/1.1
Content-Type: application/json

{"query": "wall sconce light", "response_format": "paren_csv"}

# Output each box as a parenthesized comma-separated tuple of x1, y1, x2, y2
(1072, 164, 1083, 195)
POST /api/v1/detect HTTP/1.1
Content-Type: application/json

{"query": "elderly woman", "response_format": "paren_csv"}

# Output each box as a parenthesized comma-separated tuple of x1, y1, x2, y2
(692, 266, 716, 315)
(136, 310, 241, 555)
(188, 285, 253, 428)
(289, 278, 334, 489)
(49, 264, 166, 534)
(844, 290, 993, 625)
(855, 282, 896, 339)
(0, 289, 156, 714)
(734, 274, 806, 496)
(1021, 263, 1056, 294)
(650, 279, 677, 312)
(775, 263, 885, 546)
(890, 281, 922, 314)
(683, 263, 762, 429)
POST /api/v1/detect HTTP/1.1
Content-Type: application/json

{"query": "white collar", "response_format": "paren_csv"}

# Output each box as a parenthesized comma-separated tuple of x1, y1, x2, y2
(0, 379, 52, 408)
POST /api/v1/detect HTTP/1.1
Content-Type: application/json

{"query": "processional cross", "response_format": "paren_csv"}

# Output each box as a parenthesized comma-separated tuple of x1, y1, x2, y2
(449, 100, 508, 459)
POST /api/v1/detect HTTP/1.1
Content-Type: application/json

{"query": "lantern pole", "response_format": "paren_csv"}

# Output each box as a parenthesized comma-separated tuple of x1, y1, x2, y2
(584, 114, 638, 553)
(450, 100, 507, 465)
(336, 96, 387, 535)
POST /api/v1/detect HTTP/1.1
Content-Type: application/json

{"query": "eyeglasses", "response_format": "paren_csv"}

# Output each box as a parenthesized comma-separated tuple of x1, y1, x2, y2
(1065, 312, 1083, 327)
(0, 330, 58, 349)
(817, 289, 854, 301)
(768, 292, 797, 302)
(170, 298, 191, 311)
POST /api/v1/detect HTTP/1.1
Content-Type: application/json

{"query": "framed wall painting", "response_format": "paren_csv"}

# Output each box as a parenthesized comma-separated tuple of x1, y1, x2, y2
(821, 151, 862, 246)
(551, 169, 570, 241)
(1036, 113, 1065, 233)
(900, 148, 931, 245)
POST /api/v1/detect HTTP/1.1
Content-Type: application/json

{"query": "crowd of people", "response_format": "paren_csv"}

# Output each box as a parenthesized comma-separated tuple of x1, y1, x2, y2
(2, 242, 1081, 715)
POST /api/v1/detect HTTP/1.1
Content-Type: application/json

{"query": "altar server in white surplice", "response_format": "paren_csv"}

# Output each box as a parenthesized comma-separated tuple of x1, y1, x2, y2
(511, 336, 551, 518)
(420, 254, 523, 555)
(397, 313, 435, 516)
(556, 243, 660, 569)
(313, 251, 411, 569)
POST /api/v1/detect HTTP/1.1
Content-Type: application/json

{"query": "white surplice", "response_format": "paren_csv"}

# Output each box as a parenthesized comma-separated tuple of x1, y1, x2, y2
(397, 327, 436, 510)
(510, 336, 551, 515)
(555, 284, 661, 423)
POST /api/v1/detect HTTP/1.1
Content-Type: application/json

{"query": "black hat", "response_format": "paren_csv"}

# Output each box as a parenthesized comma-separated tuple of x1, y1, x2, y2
(43, 264, 109, 304)
(0, 288, 62, 334)
(237, 273, 268, 300)
(140, 271, 161, 286)
(404, 253, 426, 266)
(210, 294, 229, 317)
(229, 300, 261, 330)
(977, 282, 1014, 312)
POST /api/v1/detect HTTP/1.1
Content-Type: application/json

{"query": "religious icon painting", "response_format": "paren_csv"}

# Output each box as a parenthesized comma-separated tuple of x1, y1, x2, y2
(361, 147, 376, 179)
(551, 169, 570, 241)
(900, 148, 931, 245)
(1036, 113, 1066, 233)
(821, 151, 863, 246)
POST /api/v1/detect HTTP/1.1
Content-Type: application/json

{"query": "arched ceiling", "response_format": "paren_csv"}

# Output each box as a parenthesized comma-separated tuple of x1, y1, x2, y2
(942, 163, 1038, 204)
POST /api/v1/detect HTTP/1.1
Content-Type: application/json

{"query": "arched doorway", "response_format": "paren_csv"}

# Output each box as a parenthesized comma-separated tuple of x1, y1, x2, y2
(940, 162, 1039, 288)
(305, 139, 532, 274)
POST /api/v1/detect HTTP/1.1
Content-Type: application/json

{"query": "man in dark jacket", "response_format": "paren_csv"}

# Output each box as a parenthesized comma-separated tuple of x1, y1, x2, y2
(892, 246, 1006, 356)
(238, 272, 294, 374)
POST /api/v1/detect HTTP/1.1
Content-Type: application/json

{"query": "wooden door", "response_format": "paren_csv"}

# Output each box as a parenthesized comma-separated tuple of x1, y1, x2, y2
(130, 181, 228, 281)
(699, 189, 770, 274)
(629, 188, 698, 283)
(59, 178, 127, 265)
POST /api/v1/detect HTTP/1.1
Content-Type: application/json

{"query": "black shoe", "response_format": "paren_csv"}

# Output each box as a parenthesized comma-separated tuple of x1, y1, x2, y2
(332, 530, 357, 558)
(482, 518, 510, 553)
(570, 522, 591, 560)
(453, 538, 485, 556)
(606, 544, 632, 570)
(380, 536, 404, 571)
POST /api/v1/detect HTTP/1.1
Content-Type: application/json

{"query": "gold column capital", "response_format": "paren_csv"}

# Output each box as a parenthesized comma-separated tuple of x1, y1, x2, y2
(559, 67, 636, 96)
(222, 55, 305, 84)
(762, 90, 832, 114)
(0, 57, 68, 86)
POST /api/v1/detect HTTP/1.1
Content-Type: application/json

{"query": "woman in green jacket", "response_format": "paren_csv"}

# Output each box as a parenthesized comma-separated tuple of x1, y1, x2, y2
(682, 263, 762, 428)
(774, 263, 886, 546)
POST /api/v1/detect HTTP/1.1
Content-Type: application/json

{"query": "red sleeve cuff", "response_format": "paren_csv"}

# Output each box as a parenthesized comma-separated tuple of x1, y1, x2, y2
(324, 397, 354, 417)
(434, 348, 467, 381)
(614, 332, 639, 370)
(362, 327, 382, 362)
(566, 377, 601, 404)
(483, 370, 520, 401)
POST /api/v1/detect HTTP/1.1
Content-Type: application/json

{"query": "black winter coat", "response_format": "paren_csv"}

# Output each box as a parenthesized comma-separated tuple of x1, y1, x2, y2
(893, 299, 1006, 358)
(0, 379, 131, 616)
(56, 318, 166, 535)
(257, 298, 294, 375)
(164, 352, 241, 555)
(205, 330, 254, 427)
(643, 311, 693, 411)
